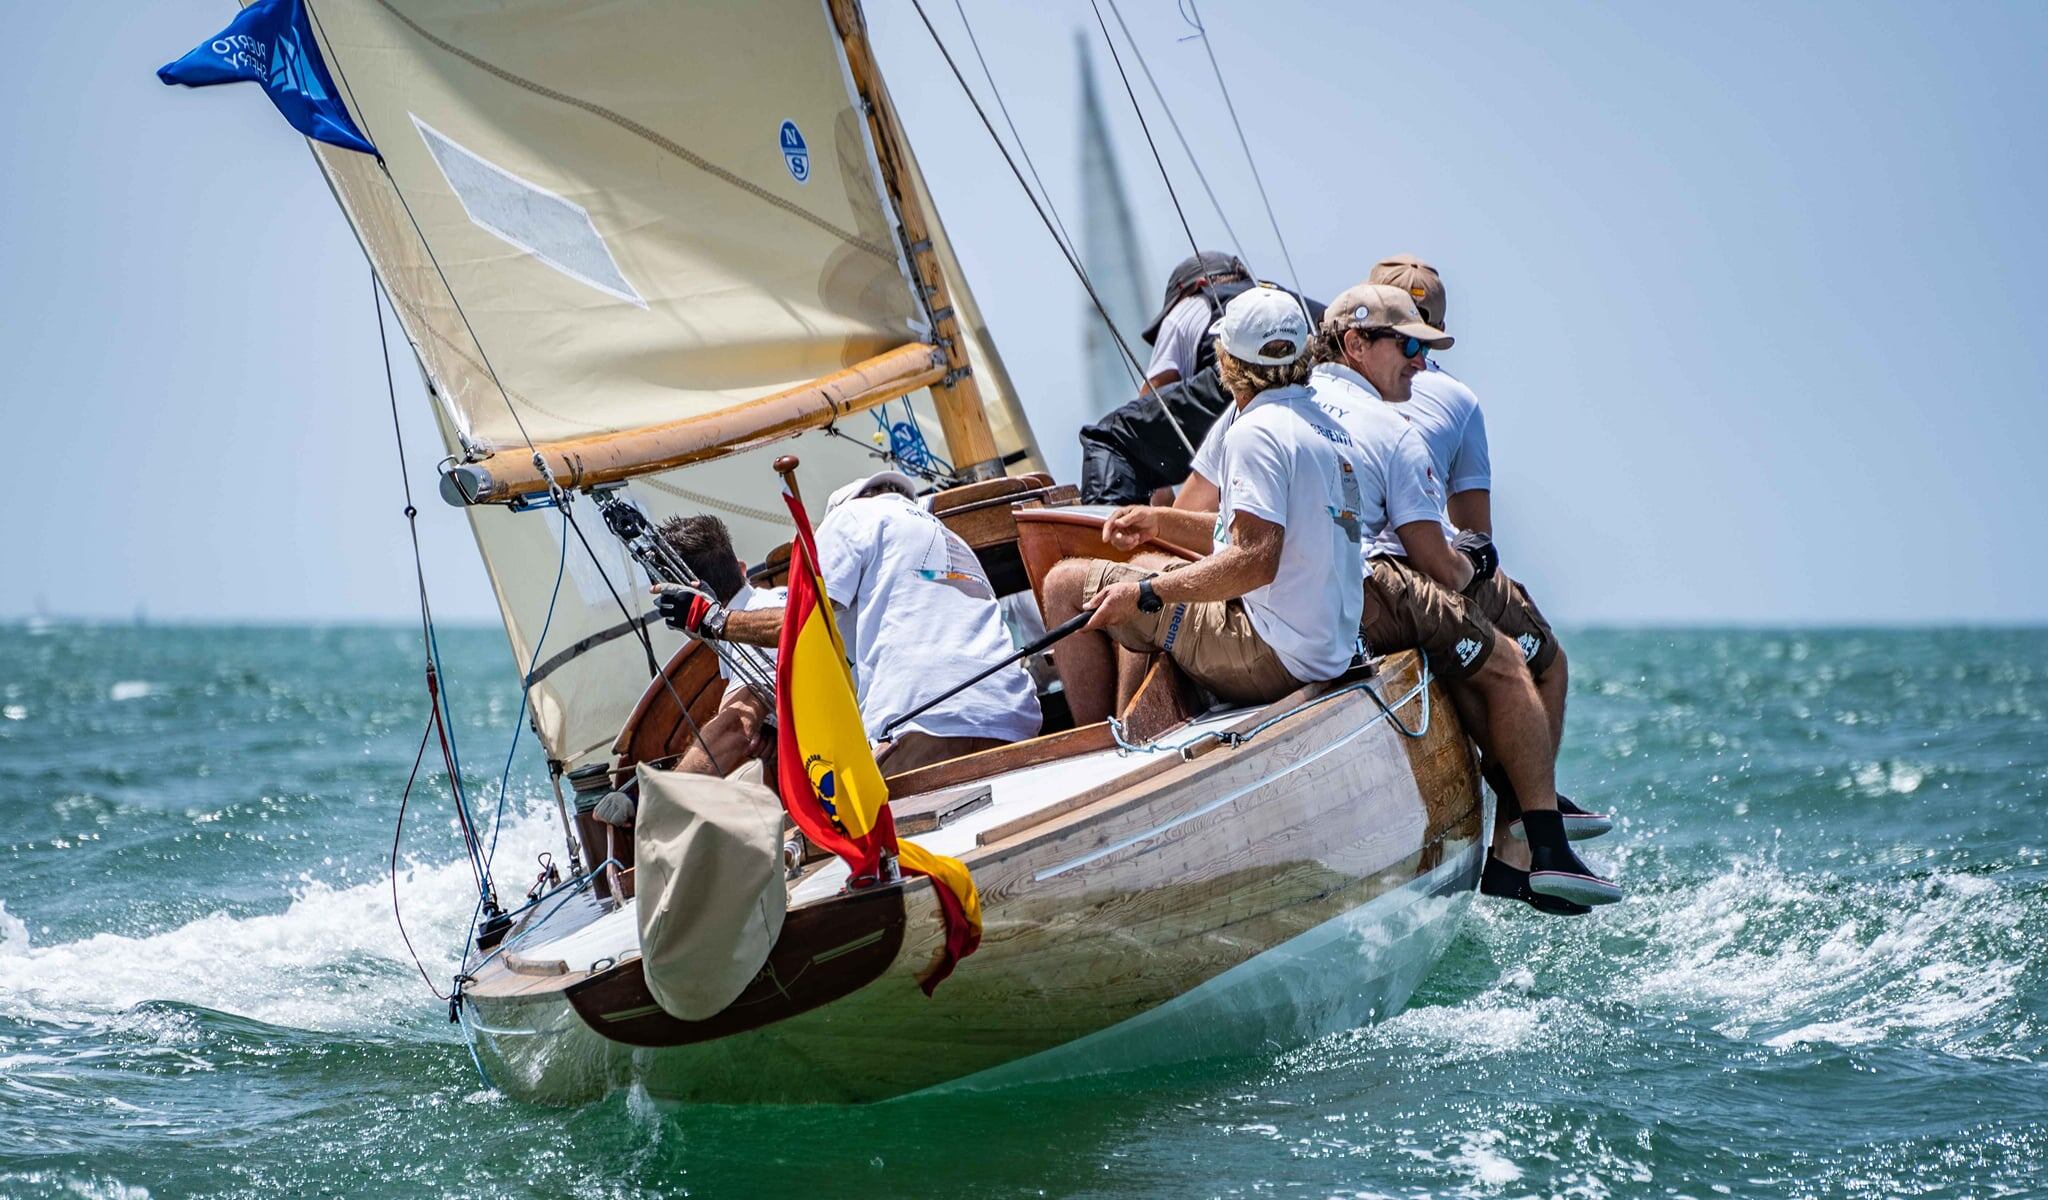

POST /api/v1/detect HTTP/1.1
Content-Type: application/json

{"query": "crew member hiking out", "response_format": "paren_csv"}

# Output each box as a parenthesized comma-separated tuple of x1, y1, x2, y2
(1308, 280, 1621, 909)
(1361, 255, 1613, 905)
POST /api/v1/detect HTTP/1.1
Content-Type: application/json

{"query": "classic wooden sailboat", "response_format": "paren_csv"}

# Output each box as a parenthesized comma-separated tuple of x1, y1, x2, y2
(248, 0, 1487, 1104)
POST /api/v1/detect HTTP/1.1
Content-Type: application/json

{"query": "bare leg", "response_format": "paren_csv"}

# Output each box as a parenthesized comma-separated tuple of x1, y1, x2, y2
(675, 703, 757, 777)
(1044, 560, 1118, 725)
(1469, 633, 1556, 815)
(1534, 647, 1569, 757)
(1448, 667, 1532, 871)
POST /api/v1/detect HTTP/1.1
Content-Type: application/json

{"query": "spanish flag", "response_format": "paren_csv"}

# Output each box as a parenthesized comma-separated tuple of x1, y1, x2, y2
(775, 478, 982, 993)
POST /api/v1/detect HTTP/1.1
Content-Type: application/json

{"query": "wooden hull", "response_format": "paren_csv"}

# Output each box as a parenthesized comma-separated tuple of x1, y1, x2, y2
(465, 653, 1483, 1104)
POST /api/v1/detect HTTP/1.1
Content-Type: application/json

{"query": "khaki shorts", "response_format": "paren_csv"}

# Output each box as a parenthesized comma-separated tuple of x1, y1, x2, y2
(1081, 560, 1302, 705)
(1467, 568, 1560, 678)
(1361, 555, 1498, 681)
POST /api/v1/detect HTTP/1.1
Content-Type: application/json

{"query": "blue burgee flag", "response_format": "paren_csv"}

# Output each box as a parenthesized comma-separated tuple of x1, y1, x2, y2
(157, 0, 377, 156)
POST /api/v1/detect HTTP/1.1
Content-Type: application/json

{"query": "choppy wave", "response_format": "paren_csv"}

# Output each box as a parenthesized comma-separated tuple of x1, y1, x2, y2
(0, 625, 2042, 1200)
(0, 806, 563, 1033)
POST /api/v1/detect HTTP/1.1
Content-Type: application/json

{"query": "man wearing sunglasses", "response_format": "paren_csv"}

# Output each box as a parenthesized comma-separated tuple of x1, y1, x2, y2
(1361, 256, 1608, 906)
(1309, 283, 1622, 911)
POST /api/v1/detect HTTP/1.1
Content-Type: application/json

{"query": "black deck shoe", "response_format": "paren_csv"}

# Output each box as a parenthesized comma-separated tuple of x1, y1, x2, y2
(1482, 761, 1614, 841)
(1522, 810, 1623, 905)
(1481, 854, 1591, 916)
(1509, 795, 1614, 843)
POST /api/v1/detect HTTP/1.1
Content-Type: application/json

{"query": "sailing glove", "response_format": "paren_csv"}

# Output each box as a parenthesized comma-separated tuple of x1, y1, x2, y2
(656, 584, 728, 639)
(1453, 530, 1498, 594)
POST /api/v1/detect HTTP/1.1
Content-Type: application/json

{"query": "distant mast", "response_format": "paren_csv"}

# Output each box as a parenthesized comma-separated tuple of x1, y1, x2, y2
(1076, 36, 1152, 420)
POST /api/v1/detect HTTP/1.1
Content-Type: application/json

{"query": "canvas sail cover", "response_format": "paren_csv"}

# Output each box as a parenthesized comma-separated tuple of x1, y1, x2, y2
(290, 0, 1041, 763)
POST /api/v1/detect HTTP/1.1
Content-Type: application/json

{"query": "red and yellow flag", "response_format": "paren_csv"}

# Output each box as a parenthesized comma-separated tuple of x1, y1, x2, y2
(775, 479, 982, 993)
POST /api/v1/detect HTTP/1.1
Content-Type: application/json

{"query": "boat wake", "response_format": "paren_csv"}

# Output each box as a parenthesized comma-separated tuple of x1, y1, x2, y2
(0, 805, 565, 1034)
(1351, 858, 2038, 1065)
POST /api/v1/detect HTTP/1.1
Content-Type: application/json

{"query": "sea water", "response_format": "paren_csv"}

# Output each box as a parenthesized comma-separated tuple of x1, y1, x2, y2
(0, 625, 2042, 1199)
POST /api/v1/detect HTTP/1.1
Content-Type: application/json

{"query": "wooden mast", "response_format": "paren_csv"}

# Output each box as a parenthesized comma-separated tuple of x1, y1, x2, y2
(829, 0, 1004, 482)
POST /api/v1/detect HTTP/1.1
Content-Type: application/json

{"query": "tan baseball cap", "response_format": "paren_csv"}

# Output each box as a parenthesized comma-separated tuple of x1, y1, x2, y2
(1322, 282, 1454, 349)
(1368, 254, 1446, 329)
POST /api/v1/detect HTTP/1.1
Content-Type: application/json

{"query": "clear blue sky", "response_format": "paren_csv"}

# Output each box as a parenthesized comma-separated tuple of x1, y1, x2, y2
(4, 1, 2044, 625)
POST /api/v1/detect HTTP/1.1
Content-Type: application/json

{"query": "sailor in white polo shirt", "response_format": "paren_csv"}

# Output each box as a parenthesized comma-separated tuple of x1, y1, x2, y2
(1042, 287, 1374, 719)
(657, 471, 1041, 775)
(1361, 256, 1609, 891)
(1309, 280, 1620, 908)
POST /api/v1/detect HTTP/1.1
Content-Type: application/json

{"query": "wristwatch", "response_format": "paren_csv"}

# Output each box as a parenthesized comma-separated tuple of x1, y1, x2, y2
(1136, 577, 1164, 613)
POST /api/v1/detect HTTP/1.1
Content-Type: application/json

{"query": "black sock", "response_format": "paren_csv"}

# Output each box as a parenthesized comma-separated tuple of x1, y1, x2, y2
(1520, 808, 1567, 853)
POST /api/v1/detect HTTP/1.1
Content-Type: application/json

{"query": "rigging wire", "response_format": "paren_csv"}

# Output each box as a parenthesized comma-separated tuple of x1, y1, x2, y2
(1087, 0, 1203, 271)
(373, 271, 487, 899)
(948, 0, 1083, 277)
(907, 0, 1195, 453)
(482, 508, 571, 876)
(908, 0, 1151, 390)
(388, 705, 450, 1002)
(1101, 0, 1250, 270)
(1180, 0, 1310, 312)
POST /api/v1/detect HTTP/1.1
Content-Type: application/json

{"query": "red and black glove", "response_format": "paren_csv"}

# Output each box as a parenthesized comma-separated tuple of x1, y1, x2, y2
(655, 584, 728, 638)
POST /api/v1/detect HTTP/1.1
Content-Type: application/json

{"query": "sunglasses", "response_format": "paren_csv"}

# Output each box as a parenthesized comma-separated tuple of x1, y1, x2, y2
(1362, 329, 1428, 359)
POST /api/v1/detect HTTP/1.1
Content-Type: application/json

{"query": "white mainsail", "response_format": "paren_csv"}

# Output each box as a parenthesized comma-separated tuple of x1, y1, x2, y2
(1076, 36, 1151, 419)
(287, 0, 1040, 764)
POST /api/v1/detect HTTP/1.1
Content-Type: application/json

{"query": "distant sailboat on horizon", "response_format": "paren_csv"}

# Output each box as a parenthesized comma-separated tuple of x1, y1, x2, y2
(1076, 35, 1152, 421)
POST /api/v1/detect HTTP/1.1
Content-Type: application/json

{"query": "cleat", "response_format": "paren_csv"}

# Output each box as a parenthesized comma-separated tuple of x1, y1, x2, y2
(1481, 855, 1591, 916)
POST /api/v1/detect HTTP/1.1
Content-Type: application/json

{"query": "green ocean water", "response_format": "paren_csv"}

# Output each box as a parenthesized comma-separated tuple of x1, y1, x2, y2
(1, 624, 2043, 1199)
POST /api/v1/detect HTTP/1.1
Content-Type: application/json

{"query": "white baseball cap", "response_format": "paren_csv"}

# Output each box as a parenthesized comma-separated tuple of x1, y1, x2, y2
(824, 469, 921, 518)
(1208, 286, 1311, 365)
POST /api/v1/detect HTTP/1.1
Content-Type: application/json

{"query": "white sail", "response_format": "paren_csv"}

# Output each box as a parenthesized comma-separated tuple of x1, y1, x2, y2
(291, 0, 1040, 764)
(1075, 36, 1151, 419)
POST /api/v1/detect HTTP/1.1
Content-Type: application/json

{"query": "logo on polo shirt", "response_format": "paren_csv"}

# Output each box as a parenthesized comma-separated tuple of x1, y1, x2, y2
(1454, 637, 1482, 666)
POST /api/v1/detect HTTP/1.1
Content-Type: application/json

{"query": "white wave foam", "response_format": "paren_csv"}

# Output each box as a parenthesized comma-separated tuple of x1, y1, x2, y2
(1448, 1129, 1523, 1187)
(0, 1173, 150, 1200)
(108, 681, 153, 702)
(0, 900, 28, 953)
(0, 804, 565, 1033)
(1616, 864, 2028, 1056)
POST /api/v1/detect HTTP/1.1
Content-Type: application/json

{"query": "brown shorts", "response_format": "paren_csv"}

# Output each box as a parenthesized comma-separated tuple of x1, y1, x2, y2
(1361, 555, 1498, 681)
(1466, 568, 1560, 678)
(1081, 560, 1302, 705)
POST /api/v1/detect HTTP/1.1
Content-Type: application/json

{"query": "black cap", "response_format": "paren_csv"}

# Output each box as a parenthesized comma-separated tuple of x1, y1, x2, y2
(1140, 251, 1250, 345)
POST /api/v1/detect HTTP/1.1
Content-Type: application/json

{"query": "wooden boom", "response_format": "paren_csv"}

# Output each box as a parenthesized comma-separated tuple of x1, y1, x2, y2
(444, 344, 944, 504)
